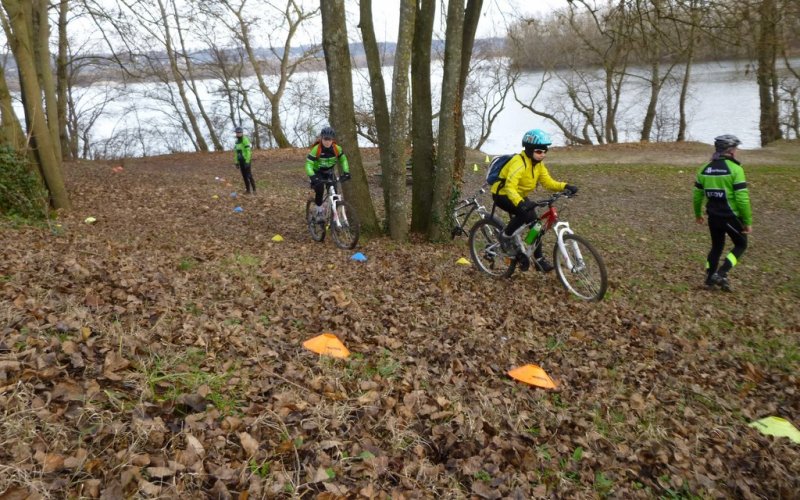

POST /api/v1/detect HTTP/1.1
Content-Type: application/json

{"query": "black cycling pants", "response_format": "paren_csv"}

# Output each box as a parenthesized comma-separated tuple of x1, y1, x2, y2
(238, 161, 256, 193)
(313, 169, 335, 206)
(707, 215, 747, 276)
(493, 193, 543, 259)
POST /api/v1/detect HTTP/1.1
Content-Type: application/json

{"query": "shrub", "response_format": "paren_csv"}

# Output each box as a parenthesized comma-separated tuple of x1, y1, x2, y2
(0, 146, 47, 220)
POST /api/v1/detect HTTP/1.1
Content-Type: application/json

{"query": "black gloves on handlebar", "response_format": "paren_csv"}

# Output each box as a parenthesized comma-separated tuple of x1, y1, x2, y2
(565, 184, 579, 195)
(309, 174, 321, 188)
(517, 199, 536, 214)
(339, 172, 351, 182)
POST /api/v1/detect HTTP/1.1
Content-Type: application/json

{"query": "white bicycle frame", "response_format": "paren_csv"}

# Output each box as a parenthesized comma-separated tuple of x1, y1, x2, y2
(553, 221, 586, 273)
(326, 184, 346, 228)
(518, 220, 585, 273)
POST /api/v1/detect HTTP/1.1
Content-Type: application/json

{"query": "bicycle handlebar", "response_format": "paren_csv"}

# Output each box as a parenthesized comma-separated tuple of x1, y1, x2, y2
(533, 190, 576, 207)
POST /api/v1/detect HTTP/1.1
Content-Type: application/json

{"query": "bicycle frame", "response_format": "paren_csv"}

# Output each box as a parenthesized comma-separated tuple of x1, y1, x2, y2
(521, 196, 584, 272)
(322, 179, 347, 228)
(451, 186, 489, 237)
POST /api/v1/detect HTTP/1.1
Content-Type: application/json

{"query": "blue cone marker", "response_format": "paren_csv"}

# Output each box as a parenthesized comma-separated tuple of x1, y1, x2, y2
(350, 252, 367, 262)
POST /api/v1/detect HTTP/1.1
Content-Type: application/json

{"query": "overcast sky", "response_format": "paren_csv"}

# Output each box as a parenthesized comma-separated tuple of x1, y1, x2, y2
(352, 0, 571, 43)
(71, 0, 571, 49)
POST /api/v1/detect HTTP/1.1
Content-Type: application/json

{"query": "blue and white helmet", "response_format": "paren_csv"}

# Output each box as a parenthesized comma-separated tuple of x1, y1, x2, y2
(522, 129, 552, 148)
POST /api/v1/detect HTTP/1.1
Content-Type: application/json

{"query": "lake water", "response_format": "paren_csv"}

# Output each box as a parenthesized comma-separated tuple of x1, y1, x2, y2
(69, 59, 786, 158)
(483, 60, 764, 154)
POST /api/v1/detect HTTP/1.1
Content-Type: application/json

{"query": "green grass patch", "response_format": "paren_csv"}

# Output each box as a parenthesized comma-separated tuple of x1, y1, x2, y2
(140, 348, 244, 415)
(595, 471, 614, 496)
(178, 257, 198, 271)
(220, 252, 261, 276)
(341, 350, 401, 381)
(738, 335, 800, 374)
(248, 459, 270, 478)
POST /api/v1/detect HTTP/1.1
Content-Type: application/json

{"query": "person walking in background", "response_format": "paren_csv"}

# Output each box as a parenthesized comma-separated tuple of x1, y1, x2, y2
(694, 134, 752, 291)
(234, 126, 256, 194)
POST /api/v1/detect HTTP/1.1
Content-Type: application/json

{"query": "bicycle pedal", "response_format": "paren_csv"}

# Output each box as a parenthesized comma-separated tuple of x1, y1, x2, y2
(517, 253, 530, 272)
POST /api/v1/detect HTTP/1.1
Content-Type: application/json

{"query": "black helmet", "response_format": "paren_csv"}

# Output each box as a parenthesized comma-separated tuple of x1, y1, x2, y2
(320, 126, 335, 139)
(235, 126, 243, 134)
(714, 134, 741, 151)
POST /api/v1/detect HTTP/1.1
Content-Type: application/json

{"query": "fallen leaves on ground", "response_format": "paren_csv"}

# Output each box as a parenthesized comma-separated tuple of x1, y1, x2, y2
(1, 146, 798, 498)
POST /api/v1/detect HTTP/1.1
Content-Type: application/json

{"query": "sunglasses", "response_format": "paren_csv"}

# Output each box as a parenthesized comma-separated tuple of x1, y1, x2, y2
(322, 136, 334, 141)
(533, 149, 548, 154)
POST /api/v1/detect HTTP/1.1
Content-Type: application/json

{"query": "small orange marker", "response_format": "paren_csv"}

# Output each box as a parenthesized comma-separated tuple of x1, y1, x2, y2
(508, 364, 557, 389)
(303, 333, 350, 358)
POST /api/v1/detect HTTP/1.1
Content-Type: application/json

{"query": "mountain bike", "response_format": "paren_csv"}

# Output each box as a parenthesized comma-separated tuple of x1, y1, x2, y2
(305, 172, 359, 249)
(450, 185, 491, 238)
(468, 191, 608, 302)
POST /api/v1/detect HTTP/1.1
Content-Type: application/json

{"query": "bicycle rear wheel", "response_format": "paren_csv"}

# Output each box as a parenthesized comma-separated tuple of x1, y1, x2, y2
(469, 218, 516, 278)
(305, 199, 326, 242)
(553, 233, 607, 301)
(330, 201, 360, 249)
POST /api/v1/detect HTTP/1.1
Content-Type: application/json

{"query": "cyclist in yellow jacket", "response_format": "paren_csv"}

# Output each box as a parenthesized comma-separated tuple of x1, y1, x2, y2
(491, 129, 577, 272)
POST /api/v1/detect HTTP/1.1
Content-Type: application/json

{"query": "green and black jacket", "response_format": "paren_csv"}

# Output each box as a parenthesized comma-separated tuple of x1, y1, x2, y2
(693, 155, 752, 225)
(305, 143, 350, 176)
(234, 136, 252, 164)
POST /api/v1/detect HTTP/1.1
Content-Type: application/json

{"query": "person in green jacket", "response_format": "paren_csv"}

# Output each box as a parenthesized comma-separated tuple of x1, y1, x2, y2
(234, 126, 256, 194)
(305, 126, 351, 221)
(693, 134, 752, 291)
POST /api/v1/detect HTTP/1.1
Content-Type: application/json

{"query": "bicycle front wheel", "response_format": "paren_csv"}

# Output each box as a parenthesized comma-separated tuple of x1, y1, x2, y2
(330, 201, 360, 249)
(305, 199, 326, 242)
(469, 218, 516, 278)
(553, 233, 607, 301)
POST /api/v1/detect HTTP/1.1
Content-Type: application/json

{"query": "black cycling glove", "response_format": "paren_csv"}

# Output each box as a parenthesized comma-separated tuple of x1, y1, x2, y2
(517, 199, 535, 213)
(565, 184, 578, 195)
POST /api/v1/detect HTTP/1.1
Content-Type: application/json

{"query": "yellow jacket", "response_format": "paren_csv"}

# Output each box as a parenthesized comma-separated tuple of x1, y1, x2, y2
(490, 151, 566, 206)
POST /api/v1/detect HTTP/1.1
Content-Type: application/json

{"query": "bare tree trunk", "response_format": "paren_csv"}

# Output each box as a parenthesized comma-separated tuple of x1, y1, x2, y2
(385, 0, 416, 241)
(172, 1, 223, 151)
(677, 21, 695, 142)
(756, 0, 782, 145)
(453, 0, 482, 183)
(56, 0, 70, 159)
(228, 0, 317, 148)
(155, 0, 209, 152)
(320, 0, 378, 234)
(0, 64, 26, 151)
(33, 0, 61, 161)
(640, 61, 660, 141)
(358, 0, 392, 220)
(1, 0, 69, 209)
(410, 0, 435, 234)
(429, 0, 464, 241)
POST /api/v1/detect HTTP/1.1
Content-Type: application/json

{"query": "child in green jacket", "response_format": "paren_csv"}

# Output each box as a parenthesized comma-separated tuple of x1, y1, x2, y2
(234, 126, 256, 194)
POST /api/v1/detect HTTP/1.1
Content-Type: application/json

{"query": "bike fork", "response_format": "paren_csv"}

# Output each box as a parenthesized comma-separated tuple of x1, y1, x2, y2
(555, 223, 585, 273)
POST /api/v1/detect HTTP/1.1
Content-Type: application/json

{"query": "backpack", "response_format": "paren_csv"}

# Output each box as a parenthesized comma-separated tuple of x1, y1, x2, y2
(312, 140, 339, 161)
(486, 153, 521, 186)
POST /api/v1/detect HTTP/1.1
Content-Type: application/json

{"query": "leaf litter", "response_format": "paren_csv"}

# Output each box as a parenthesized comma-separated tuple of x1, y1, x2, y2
(0, 145, 798, 498)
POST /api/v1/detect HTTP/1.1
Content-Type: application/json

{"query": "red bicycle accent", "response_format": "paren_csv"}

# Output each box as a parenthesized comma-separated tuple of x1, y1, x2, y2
(540, 206, 558, 231)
